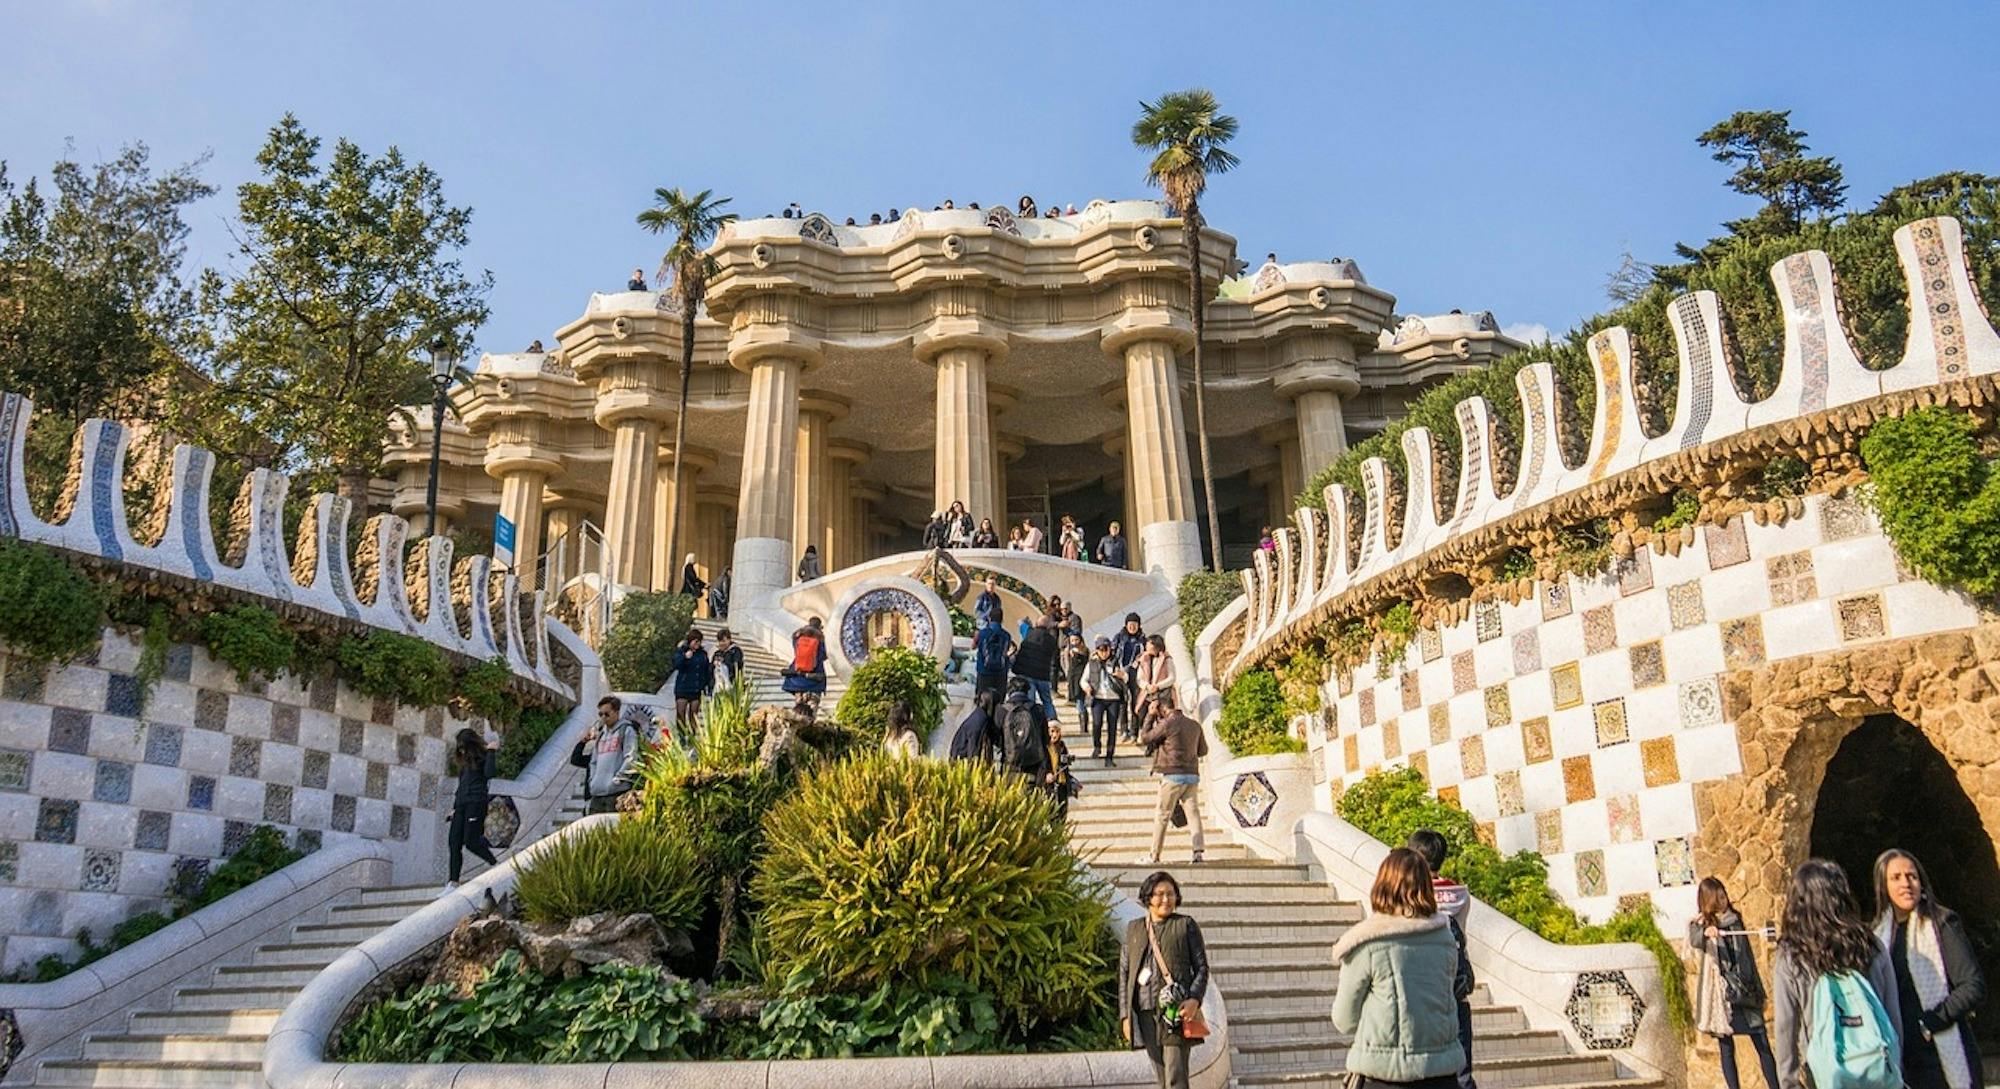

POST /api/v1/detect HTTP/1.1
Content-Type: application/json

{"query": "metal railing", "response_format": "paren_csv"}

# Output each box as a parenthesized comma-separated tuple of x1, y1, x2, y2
(537, 519, 621, 647)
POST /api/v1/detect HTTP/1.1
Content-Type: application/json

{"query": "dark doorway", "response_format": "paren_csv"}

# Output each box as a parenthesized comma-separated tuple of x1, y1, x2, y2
(1808, 713, 2000, 1043)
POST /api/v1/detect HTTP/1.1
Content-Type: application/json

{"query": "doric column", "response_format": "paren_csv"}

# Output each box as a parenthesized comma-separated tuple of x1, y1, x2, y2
(919, 325, 1007, 523)
(542, 500, 588, 589)
(1105, 318, 1201, 579)
(994, 433, 1026, 539)
(493, 466, 554, 588)
(827, 440, 869, 572)
(729, 341, 815, 608)
(694, 489, 734, 586)
(790, 394, 846, 578)
(653, 446, 716, 591)
(1275, 350, 1361, 481)
(560, 300, 675, 590)
(851, 482, 884, 567)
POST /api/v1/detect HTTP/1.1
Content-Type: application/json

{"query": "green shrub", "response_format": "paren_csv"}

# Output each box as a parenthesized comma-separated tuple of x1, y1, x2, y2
(1378, 601, 1416, 666)
(514, 816, 705, 931)
(1217, 669, 1304, 756)
(1862, 405, 2000, 598)
(753, 754, 1113, 1033)
(1338, 767, 1691, 1032)
(497, 703, 567, 779)
(833, 645, 946, 745)
(1761, 455, 1810, 499)
(336, 631, 453, 706)
(597, 591, 696, 692)
(0, 539, 104, 662)
(947, 602, 974, 638)
(1652, 489, 1702, 533)
(1176, 570, 1244, 641)
(456, 657, 519, 726)
(749, 971, 1003, 1059)
(1497, 547, 1536, 582)
(185, 825, 303, 912)
(199, 604, 296, 683)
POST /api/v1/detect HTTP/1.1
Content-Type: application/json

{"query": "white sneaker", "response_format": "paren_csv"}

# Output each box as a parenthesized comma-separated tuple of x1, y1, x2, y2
(441, 881, 459, 894)
(1134, 854, 1158, 866)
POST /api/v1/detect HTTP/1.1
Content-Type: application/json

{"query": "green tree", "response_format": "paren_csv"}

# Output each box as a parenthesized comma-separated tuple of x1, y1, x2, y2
(1694, 109, 1846, 238)
(201, 114, 491, 500)
(637, 187, 735, 575)
(1133, 89, 1240, 572)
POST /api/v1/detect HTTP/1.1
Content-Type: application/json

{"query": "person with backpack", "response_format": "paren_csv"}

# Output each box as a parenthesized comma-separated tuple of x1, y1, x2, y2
(1870, 849, 1986, 1089)
(1083, 636, 1128, 766)
(949, 689, 1002, 763)
(974, 612, 1014, 705)
(1136, 690, 1206, 865)
(1773, 858, 1902, 1089)
(1332, 847, 1466, 1089)
(1692, 877, 1780, 1089)
(1408, 830, 1478, 1089)
(569, 696, 643, 814)
(997, 677, 1051, 784)
(1011, 613, 1062, 725)
(781, 617, 829, 717)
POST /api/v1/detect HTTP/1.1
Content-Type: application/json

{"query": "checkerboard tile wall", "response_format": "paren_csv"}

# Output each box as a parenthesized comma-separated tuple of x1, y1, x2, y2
(1299, 495, 1982, 922)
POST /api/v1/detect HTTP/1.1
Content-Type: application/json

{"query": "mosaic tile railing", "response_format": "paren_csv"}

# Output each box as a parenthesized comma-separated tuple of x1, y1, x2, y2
(0, 396, 572, 702)
(1221, 216, 2000, 921)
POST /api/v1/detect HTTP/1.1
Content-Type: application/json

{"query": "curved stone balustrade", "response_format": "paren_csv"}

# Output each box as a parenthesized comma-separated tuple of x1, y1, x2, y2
(0, 394, 573, 701)
(1229, 216, 2000, 679)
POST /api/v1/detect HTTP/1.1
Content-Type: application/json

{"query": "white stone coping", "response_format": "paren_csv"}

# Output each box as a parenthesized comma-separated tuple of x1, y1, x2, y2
(1292, 811, 1674, 1080)
(266, 815, 1232, 1089)
(0, 838, 393, 1078)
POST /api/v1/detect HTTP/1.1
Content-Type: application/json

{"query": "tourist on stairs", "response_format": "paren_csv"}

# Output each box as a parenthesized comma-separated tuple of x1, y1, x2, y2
(1133, 634, 1176, 726)
(570, 696, 642, 815)
(1136, 690, 1205, 865)
(973, 576, 1002, 627)
(711, 627, 745, 690)
(1691, 876, 1779, 1089)
(1098, 520, 1129, 569)
(796, 544, 821, 582)
(948, 689, 1001, 763)
(708, 566, 730, 619)
(1011, 613, 1061, 725)
(972, 517, 1001, 548)
(670, 628, 713, 730)
(1083, 636, 1126, 765)
(679, 553, 706, 614)
(1112, 612, 1147, 742)
(1061, 632, 1090, 711)
(445, 727, 500, 890)
(997, 677, 1051, 784)
(1408, 830, 1479, 1089)
(1870, 849, 1986, 1089)
(781, 617, 829, 719)
(1119, 870, 1210, 1089)
(1772, 859, 1901, 1089)
(1331, 848, 1466, 1089)
(974, 612, 1014, 706)
(1043, 718, 1074, 818)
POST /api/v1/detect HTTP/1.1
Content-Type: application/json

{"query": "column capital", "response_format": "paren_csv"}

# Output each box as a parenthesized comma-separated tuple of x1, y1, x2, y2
(1274, 359, 1361, 399)
(1101, 310, 1196, 356)
(829, 438, 871, 465)
(798, 392, 851, 423)
(727, 331, 824, 373)
(483, 451, 563, 481)
(593, 388, 676, 429)
(1256, 421, 1299, 447)
(913, 317, 1009, 365)
(987, 383, 1022, 416)
(660, 443, 721, 474)
(995, 432, 1028, 463)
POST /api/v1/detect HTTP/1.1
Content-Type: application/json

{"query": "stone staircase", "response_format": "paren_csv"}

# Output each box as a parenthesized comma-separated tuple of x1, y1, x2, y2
(1059, 702, 1657, 1089)
(26, 883, 437, 1088)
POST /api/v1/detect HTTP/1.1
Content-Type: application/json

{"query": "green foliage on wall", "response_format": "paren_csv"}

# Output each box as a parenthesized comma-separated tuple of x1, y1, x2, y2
(596, 591, 695, 692)
(1861, 405, 2000, 598)
(455, 657, 519, 726)
(336, 631, 454, 707)
(496, 703, 566, 780)
(834, 645, 946, 745)
(0, 538, 105, 662)
(198, 604, 296, 684)
(1176, 569, 1245, 642)
(1217, 669, 1305, 757)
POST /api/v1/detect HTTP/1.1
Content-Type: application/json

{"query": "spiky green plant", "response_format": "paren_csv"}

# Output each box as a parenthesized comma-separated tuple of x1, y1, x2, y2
(513, 816, 704, 930)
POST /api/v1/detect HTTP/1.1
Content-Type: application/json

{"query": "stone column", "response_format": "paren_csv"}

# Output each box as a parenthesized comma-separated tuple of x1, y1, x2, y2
(920, 331, 1006, 523)
(601, 414, 666, 589)
(1106, 325, 1201, 579)
(694, 491, 734, 585)
(542, 501, 587, 589)
(653, 446, 716, 591)
(851, 482, 884, 567)
(994, 433, 1026, 541)
(790, 394, 846, 579)
(1276, 354, 1361, 481)
(827, 440, 869, 571)
(729, 350, 809, 608)
(492, 463, 556, 589)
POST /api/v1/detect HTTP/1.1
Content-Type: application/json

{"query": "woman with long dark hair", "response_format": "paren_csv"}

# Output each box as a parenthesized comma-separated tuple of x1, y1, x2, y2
(1772, 858, 1901, 1089)
(446, 727, 500, 889)
(1691, 876, 1779, 1089)
(1872, 849, 1987, 1089)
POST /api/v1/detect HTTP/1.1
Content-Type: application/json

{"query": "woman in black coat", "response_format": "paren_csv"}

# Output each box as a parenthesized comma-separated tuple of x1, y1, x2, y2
(1691, 877, 1779, 1089)
(1873, 849, 1987, 1089)
(1118, 871, 1209, 1089)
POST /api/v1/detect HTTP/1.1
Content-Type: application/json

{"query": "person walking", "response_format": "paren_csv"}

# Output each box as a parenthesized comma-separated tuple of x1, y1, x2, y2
(973, 576, 1003, 628)
(1136, 690, 1206, 865)
(1133, 634, 1176, 727)
(796, 544, 822, 582)
(1772, 858, 1902, 1089)
(1062, 632, 1090, 709)
(1060, 514, 1084, 561)
(1331, 848, 1467, 1089)
(670, 628, 713, 729)
(1119, 871, 1211, 1089)
(882, 700, 922, 759)
(974, 613, 1014, 706)
(1113, 612, 1147, 742)
(707, 566, 731, 619)
(1083, 636, 1127, 765)
(1044, 718, 1074, 818)
(1011, 612, 1062, 725)
(710, 627, 745, 690)
(948, 689, 1002, 762)
(1871, 849, 1986, 1089)
(1691, 877, 1780, 1089)
(679, 553, 707, 614)
(445, 727, 500, 889)
(972, 518, 1001, 548)
(996, 677, 1051, 785)
(1408, 830, 1478, 1089)
(569, 696, 642, 814)
(781, 617, 829, 719)
(1099, 520, 1130, 570)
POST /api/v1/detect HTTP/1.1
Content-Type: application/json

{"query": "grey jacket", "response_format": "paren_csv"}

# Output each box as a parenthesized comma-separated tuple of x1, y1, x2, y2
(1330, 912, 1466, 1083)
(1771, 944, 1900, 1089)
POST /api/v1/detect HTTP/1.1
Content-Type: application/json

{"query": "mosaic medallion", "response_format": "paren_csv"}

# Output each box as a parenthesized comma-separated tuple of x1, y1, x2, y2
(839, 587, 938, 665)
(1229, 771, 1278, 828)
(1565, 970, 1647, 1049)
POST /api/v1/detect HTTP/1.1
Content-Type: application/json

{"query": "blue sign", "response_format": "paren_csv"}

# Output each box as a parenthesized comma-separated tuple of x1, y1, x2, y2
(494, 514, 517, 567)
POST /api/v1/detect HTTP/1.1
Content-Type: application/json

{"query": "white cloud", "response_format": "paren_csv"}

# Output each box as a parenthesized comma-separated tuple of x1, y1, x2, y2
(1502, 322, 1551, 346)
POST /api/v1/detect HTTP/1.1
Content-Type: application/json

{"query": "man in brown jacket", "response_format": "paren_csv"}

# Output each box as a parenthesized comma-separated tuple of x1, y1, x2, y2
(1136, 689, 1207, 865)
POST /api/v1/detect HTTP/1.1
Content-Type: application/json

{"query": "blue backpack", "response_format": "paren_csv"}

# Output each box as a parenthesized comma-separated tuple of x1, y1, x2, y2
(1804, 970, 1900, 1089)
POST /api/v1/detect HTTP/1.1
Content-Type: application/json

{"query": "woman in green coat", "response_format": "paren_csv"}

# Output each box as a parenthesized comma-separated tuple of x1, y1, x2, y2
(1331, 848, 1467, 1089)
(1118, 871, 1210, 1089)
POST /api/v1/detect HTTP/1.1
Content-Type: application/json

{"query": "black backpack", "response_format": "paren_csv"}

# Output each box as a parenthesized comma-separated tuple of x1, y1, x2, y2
(1000, 702, 1046, 775)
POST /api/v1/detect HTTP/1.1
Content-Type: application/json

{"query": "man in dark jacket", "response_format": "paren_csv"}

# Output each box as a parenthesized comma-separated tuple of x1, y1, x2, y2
(997, 678, 1051, 782)
(1111, 612, 1146, 741)
(974, 614, 1013, 705)
(1098, 521, 1129, 570)
(1011, 614, 1062, 725)
(973, 576, 1002, 628)
(949, 689, 1002, 763)
(1137, 690, 1206, 865)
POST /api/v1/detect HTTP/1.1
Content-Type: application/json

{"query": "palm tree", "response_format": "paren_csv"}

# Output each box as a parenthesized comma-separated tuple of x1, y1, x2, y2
(637, 187, 736, 580)
(1132, 89, 1238, 573)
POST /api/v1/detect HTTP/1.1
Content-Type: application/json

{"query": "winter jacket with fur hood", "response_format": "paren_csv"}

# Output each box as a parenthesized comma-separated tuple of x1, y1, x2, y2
(1330, 911, 1466, 1083)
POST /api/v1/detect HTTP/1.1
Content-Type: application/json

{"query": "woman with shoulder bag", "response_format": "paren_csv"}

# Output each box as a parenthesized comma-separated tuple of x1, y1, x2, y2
(1872, 849, 1987, 1089)
(1691, 877, 1780, 1089)
(1332, 848, 1466, 1089)
(1119, 871, 1210, 1089)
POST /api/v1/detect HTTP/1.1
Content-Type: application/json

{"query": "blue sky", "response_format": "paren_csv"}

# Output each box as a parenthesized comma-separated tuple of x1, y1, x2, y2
(6, 2, 1997, 354)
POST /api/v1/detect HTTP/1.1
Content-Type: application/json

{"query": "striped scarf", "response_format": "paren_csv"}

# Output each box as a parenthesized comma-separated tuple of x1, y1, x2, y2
(1876, 912, 1973, 1089)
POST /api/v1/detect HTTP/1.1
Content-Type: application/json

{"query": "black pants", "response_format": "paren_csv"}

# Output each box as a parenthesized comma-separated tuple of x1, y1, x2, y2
(1456, 999, 1478, 1089)
(449, 799, 499, 881)
(1091, 698, 1123, 758)
(1717, 1031, 1779, 1089)
(1135, 1012, 1191, 1089)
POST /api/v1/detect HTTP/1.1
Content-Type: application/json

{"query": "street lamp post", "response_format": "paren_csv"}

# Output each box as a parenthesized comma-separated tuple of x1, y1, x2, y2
(422, 339, 457, 539)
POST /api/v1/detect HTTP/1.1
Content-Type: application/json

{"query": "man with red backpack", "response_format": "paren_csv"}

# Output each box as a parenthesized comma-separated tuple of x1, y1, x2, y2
(782, 617, 828, 717)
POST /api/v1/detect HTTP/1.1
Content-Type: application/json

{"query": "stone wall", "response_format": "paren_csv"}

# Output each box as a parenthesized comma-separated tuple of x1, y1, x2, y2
(0, 628, 493, 974)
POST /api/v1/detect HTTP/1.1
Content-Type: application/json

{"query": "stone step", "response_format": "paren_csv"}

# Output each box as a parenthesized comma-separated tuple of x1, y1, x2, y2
(1141, 901, 1355, 927)
(35, 1058, 263, 1087)
(1105, 881, 1340, 906)
(327, 901, 442, 926)
(353, 885, 446, 907)
(126, 1010, 282, 1037)
(1065, 832, 1251, 855)
(288, 921, 388, 946)
(166, 985, 302, 1012)
(1228, 1004, 1527, 1045)
(249, 942, 347, 969)
(82, 1033, 267, 1063)
(1092, 861, 1314, 885)
(209, 964, 325, 989)
(1194, 921, 1357, 947)
(1231, 1028, 1572, 1073)
(1213, 964, 1338, 993)
(1232, 1054, 1628, 1089)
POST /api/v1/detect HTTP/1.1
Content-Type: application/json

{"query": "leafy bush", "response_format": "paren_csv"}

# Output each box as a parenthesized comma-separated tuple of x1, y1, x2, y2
(497, 703, 567, 780)
(1652, 489, 1702, 533)
(1176, 569, 1244, 641)
(750, 971, 1002, 1059)
(1761, 455, 1810, 499)
(1338, 767, 1691, 1032)
(834, 645, 946, 745)
(456, 657, 519, 726)
(514, 815, 705, 931)
(947, 602, 974, 638)
(184, 824, 303, 911)
(597, 591, 695, 692)
(1378, 601, 1416, 667)
(753, 754, 1113, 1033)
(199, 604, 296, 683)
(1861, 405, 2000, 598)
(0, 538, 104, 662)
(336, 631, 453, 707)
(1497, 547, 1536, 582)
(1217, 669, 1303, 756)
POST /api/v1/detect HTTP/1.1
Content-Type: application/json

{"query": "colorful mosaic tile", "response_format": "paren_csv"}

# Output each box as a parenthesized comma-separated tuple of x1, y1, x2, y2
(163, 643, 193, 682)
(143, 723, 183, 767)
(1550, 662, 1583, 710)
(187, 775, 215, 811)
(1320, 706, 1338, 740)
(1, 659, 48, 702)
(1451, 651, 1477, 695)
(1704, 516, 1750, 569)
(1542, 579, 1572, 620)
(1522, 717, 1553, 764)
(1338, 669, 1353, 698)
(82, 848, 120, 892)
(1475, 600, 1503, 643)
(0, 749, 30, 791)
(396, 733, 417, 766)
(1820, 495, 1870, 542)
(1617, 548, 1654, 596)
(1343, 734, 1360, 773)
(1607, 793, 1644, 843)
(194, 689, 228, 731)
(1459, 735, 1488, 779)
(1629, 641, 1666, 689)
(1311, 746, 1327, 783)
(1382, 718, 1402, 760)
(1641, 737, 1680, 787)
(1401, 670, 1422, 712)
(298, 829, 324, 853)
(1512, 629, 1542, 676)
(104, 673, 143, 717)
(1667, 580, 1707, 631)
(1535, 809, 1564, 854)
(1575, 849, 1608, 896)
(1230, 771, 1279, 828)
(270, 705, 300, 746)
(1679, 678, 1723, 729)
(365, 762, 388, 800)
(1437, 784, 1461, 808)
(93, 759, 133, 804)
(134, 810, 171, 851)
(1583, 605, 1618, 655)
(1562, 755, 1596, 802)
(264, 783, 294, 824)
(1484, 683, 1512, 728)
(1838, 595, 1887, 642)
(1766, 551, 1818, 606)
(229, 736, 262, 778)
(303, 750, 330, 790)
(222, 820, 254, 856)
(1409, 750, 1429, 783)
(1655, 836, 1696, 887)
(0, 841, 16, 882)
(1495, 769, 1524, 817)
(1594, 697, 1630, 747)
(1429, 704, 1452, 746)
(338, 719, 365, 756)
(1721, 616, 1767, 669)
(390, 804, 412, 841)
(371, 698, 394, 726)
(36, 798, 78, 844)
(332, 795, 357, 833)
(1419, 627, 1443, 663)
